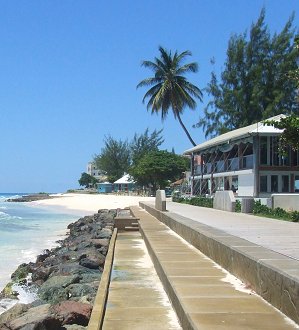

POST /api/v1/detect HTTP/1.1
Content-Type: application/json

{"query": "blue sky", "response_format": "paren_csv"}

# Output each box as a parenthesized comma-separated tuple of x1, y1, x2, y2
(0, 0, 298, 192)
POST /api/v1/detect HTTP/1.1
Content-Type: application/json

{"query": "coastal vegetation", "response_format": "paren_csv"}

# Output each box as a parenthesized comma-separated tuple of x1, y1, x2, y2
(93, 128, 187, 193)
(129, 150, 189, 192)
(78, 172, 98, 188)
(137, 46, 203, 146)
(93, 129, 164, 183)
(194, 8, 299, 138)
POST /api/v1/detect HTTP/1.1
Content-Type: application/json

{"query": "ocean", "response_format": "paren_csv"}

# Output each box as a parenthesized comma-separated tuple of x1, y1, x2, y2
(0, 193, 80, 314)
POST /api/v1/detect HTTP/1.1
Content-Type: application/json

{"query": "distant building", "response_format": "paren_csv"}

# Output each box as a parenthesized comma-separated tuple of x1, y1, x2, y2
(184, 115, 299, 197)
(87, 162, 107, 182)
(113, 174, 135, 192)
(97, 182, 113, 193)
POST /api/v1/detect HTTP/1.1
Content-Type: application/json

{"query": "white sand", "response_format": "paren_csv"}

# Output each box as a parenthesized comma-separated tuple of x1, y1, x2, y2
(31, 193, 155, 216)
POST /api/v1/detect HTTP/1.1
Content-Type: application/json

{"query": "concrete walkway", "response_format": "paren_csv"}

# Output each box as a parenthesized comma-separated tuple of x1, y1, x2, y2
(152, 201, 299, 260)
(102, 231, 182, 329)
(131, 206, 298, 329)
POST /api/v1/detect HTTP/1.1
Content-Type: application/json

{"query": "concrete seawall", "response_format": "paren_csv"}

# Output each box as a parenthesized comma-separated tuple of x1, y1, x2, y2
(139, 202, 299, 325)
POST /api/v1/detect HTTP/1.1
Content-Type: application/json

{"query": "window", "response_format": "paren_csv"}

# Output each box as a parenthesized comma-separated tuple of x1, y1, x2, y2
(260, 137, 268, 165)
(295, 176, 299, 193)
(260, 176, 267, 192)
(292, 150, 299, 166)
(271, 175, 278, 192)
(282, 175, 289, 193)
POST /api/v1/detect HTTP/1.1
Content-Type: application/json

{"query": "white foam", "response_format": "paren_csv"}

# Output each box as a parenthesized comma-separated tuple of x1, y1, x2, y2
(0, 298, 18, 315)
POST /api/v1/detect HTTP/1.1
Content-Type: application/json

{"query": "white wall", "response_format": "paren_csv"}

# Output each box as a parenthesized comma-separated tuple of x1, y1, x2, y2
(238, 173, 254, 196)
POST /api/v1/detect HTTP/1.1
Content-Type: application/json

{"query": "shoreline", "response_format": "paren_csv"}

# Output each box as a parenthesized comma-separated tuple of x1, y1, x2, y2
(30, 193, 155, 216)
(0, 194, 155, 327)
(0, 207, 117, 328)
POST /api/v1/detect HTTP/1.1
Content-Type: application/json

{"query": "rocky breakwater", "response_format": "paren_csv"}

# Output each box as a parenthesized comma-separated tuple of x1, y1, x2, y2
(0, 209, 116, 330)
(6, 194, 60, 202)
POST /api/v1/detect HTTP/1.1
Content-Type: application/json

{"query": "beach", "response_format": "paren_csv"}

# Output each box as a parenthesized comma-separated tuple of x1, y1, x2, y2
(31, 193, 155, 215)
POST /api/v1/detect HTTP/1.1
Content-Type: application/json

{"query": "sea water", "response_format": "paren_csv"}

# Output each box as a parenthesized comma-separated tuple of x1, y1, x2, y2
(0, 193, 80, 314)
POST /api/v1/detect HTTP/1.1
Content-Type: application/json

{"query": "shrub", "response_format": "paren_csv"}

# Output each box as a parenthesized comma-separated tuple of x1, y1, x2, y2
(291, 211, 299, 222)
(272, 207, 290, 219)
(253, 200, 271, 215)
(235, 200, 241, 212)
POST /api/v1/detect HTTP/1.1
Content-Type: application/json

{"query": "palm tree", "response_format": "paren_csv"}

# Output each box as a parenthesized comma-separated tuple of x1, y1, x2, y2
(137, 46, 202, 146)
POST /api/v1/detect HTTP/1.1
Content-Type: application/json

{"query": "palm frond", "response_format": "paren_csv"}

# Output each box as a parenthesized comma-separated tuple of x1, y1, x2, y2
(137, 77, 162, 89)
(142, 83, 162, 103)
(176, 62, 198, 74)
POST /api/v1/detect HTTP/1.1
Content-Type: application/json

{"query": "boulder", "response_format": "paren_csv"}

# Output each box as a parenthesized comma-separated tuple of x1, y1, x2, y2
(11, 263, 30, 282)
(90, 238, 109, 247)
(52, 301, 92, 326)
(0, 303, 28, 324)
(39, 275, 80, 303)
(7, 304, 62, 330)
(64, 325, 87, 330)
(93, 228, 112, 239)
(79, 258, 101, 270)
(66, 284, 96, 300)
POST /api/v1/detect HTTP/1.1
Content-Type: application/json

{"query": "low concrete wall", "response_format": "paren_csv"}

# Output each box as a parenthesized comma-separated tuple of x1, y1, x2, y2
(139, 202, 299, 325)
(213, 190, 236, 212)
(87, 228, 117, 330)
(272, 194, 299, 211)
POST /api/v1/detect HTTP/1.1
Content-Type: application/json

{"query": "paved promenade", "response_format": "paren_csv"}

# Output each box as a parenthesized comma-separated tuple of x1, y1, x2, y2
(102, 231, 182, 329)
(131, 205, 298, 329)
(150, 201, 299, 260)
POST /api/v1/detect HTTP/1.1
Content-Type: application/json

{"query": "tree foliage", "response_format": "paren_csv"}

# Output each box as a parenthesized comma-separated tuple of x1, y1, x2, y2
(130, 128, 164, 164)
(78, 172, 98, 188)
(194, 8, 299, 138)
(129, 150, 189, 191)
(94, 136, 130, 183)
(137, 46, 203, 146)
(94, 128, 165, 183)
(265, 115, 299, 152)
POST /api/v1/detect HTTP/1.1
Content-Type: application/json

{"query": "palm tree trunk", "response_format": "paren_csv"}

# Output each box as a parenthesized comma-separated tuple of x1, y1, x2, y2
(176, 112, 197, 146)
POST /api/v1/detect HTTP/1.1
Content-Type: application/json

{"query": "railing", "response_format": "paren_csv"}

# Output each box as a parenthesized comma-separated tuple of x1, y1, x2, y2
(194, 155, 254, 175)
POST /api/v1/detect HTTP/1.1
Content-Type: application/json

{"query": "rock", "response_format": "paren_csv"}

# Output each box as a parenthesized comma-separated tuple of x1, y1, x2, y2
(0, 303, 28, 324)
(36, 250, 51, 263)
(93, 228, 112, 239)
(39, 275, 80, 303)
(0, 282, 19, 299)
(79, 258, 100, 270)
(31, 267, 51, 283)
(52, 301, 92, 326)
(63, 325, 87, 329)
(66, 284, 96, 300)
(11, 263, 30, 282)
(7, 304, 62, 330)
(90, 238, 109, 247)
(6, 194, 57, 203)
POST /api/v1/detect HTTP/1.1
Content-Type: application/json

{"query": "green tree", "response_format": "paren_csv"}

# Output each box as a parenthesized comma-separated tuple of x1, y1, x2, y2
(194, 8, 298, 138)
(265, 115, 299, 152)
(130, 128, 164, 164)
(129, 150, 189, 192)
(137, 46, 203, 146)
(94, 136, 130, 183)
(288, 35, 299, 89)
(78, 172, 98, 188)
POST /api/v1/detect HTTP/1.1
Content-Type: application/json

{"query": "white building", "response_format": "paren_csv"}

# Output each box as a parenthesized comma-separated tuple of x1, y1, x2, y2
(87, 162, 106, 182)
(184, 115, 299, 197)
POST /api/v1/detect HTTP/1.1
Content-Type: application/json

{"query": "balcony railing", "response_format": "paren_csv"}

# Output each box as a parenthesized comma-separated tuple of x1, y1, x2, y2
(193, 154, 254, 175)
